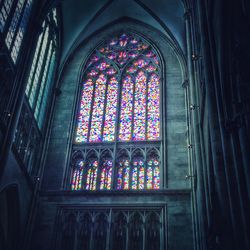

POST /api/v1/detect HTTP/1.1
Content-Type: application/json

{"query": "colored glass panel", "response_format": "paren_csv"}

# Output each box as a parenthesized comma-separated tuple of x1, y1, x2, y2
(124, 165, 130, 190)
(147, 74, 160, 140)
(117, 159, 130, 190)
(154, 165, 160, 189)
(103, 77, 118, 141)
(117, 166, 123, 190)
(132, 159, 144, 190)
(119, 75, 134, 141)
(146, 64, 157, 73)
(75, 79, 94, 143)
(86, 160, 98, 190)
(139, 160, 145, 189)
(153, 159, 160, 189)
(71, 161, 84, 190)
(96, 61, 110, 71)
(106, 67, 116, 75)
(100, 159, 113, 190)
(132, 164, 138, 190)
(89, 74, 107, 142)
(147, 165, 153, 189)
(133, 58, 148, 68)
(133, 71, 146, 140)
(147, 159, 160, 190)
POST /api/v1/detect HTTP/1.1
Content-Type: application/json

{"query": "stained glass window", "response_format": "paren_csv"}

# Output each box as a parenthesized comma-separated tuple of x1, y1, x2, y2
(75, 33, 160, 143)
(72, 33, 162, 191)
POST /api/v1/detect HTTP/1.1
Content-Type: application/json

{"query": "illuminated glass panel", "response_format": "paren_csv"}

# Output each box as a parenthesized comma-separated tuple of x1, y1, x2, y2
(132, 163, 138, 190)
(34, 41, 52, 120)
(86, 160, 98, 190)
(71, 161, 84, 190)
(146, 165, 153, 189)
(124, 163, 130, 190)
(5, 0, 25, 49)
(75, 79, 94, 143)
(89, 74, 107, 142)
(132, 159, 145, 189)
(119, 75, 134, 141)
(147, 158, 160, 189)
(133, 71, 146, 140)
(103, 77, 118, 142)
(132, 159, 144, 190)
(28, 26, 49, 108)
(11, 0, 33, 62)
(25, 22, 44, 96)
(139, 165, 145, 189)
(117, 159, 130, 190)
(37, 51, 56, 128)
(100, 159, 113, 190)
(153, 164, 160, 189)
(147, 74, 160, 140)
(0, 0, 14, 32)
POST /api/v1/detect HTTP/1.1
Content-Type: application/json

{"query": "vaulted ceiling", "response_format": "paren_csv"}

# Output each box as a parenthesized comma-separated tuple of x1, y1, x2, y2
(59, 0, 186, 65)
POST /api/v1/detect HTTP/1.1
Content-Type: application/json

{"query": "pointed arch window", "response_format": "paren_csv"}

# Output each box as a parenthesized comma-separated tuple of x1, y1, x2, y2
(71, 33, 162, 191)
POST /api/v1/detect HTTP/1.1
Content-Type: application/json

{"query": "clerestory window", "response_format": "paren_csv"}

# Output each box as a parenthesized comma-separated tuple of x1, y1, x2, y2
(0, 0, 33, 63)
(71, 33, 162, 191)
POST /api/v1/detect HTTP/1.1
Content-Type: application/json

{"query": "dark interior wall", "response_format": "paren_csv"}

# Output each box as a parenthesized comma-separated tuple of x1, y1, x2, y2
(187, 0, 250, 249)
(0, 152, 33, 249)
(31, 192, 193, 250)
